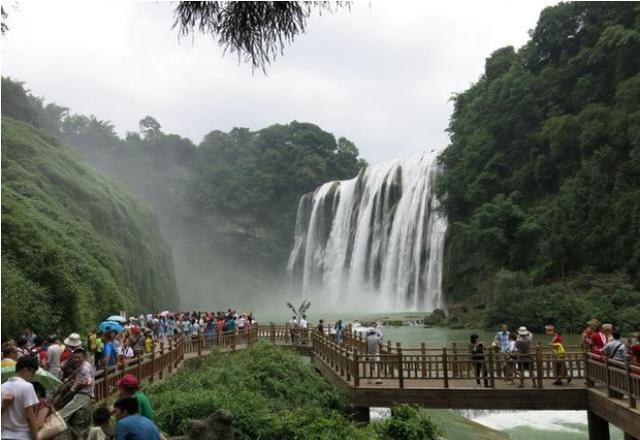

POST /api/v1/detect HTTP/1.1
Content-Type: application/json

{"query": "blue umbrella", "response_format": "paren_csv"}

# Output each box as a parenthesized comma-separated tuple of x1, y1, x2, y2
(98, 321, 123, 333)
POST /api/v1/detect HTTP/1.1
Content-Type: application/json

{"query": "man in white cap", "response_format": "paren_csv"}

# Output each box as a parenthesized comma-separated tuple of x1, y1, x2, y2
(61, 333, 83, 381)
(515, 326, 534, 388)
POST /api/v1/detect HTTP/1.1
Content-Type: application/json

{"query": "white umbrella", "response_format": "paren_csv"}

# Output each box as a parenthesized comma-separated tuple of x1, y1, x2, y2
(106, 315, 127, 323)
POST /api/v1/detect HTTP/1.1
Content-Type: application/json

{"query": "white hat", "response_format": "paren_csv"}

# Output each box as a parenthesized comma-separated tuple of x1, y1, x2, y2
(517, 326, 529, 336)
(64, 333, 83, 348)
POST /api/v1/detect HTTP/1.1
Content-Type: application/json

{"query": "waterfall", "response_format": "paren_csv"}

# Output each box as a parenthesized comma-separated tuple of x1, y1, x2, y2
(287, 151, 448, 311)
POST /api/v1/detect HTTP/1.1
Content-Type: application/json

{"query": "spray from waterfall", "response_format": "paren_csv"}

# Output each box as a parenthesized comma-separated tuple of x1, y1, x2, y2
(287, 151, 448, 311)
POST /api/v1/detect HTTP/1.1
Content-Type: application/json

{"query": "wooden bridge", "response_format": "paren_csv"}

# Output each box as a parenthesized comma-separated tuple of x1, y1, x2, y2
(92, 324, 639, 440)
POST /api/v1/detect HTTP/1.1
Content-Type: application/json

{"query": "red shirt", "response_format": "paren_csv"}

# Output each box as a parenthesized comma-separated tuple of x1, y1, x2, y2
(631, 343, 640, 365)
(591, 332, 607, 354)
(216, 320, 225, 334)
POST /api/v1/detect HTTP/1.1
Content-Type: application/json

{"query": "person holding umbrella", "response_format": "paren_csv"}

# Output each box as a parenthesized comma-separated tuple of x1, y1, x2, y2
(1, 355, 40, 439)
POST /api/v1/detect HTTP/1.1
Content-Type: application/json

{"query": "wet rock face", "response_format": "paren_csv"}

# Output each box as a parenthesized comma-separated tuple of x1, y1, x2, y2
(168, 409, 234, 440)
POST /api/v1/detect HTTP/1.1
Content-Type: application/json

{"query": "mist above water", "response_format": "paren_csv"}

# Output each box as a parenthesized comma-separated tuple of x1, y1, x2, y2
(287, 151, 447, 312)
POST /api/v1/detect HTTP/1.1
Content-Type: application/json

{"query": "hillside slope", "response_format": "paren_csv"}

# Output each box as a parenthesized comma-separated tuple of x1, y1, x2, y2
(437, 2, 640, 331)
(1, 116, 178, 336)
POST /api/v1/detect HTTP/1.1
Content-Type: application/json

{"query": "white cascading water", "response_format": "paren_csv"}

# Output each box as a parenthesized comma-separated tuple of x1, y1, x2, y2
(287, 151, 448, 311)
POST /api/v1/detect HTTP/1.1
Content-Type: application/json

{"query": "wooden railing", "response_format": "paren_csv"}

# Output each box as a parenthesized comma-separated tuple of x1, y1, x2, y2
(93, 325, 259, 403)
(92, 324, 640, 411)
(585, 352, 639, 409)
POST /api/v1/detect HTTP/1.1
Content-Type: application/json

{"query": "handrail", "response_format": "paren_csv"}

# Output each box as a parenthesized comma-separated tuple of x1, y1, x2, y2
(90, 324, 640, 411)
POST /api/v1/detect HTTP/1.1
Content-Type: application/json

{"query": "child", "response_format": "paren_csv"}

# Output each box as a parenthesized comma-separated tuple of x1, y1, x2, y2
(547, 324, 570, 385)
(86, 406, 113, 440)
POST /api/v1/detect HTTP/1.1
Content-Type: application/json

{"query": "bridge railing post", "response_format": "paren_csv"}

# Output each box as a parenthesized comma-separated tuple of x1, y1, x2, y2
(625, 359, 636, 409)
(536, 344, 544, 389)
(386, 340, 392, 377)
(353, 348, 360, 387)
(488, 349, 495, 388)
(397, 342, 404, 389)
(604, 355, 612, 397)
(270, 323, 276, 344)
(421, 342, 427, 379)
(159, 342, 165, 380)
(452, 342, 458, 379)
(442, 347, 449, 388)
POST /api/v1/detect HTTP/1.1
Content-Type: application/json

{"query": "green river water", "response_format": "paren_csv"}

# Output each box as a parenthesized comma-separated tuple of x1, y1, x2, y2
(259, 310, 626, 439)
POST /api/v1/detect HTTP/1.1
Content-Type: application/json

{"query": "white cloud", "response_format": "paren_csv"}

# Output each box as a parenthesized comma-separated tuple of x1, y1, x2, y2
(1, 0, 557, 163)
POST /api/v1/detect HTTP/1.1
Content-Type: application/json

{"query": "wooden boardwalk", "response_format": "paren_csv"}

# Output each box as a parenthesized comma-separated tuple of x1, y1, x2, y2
(91, 324, 639, 440)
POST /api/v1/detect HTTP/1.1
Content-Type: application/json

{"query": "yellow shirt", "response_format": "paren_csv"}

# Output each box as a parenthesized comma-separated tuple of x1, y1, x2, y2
(145, 337, 153, 353)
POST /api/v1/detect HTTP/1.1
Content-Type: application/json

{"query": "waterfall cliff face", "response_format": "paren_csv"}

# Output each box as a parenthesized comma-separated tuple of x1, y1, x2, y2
(287, 151, 448, 311)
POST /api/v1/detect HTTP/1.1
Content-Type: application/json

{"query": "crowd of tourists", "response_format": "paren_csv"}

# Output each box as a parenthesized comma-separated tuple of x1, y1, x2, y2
(0, 309, 257, 439)
(468, 320, 640, 389)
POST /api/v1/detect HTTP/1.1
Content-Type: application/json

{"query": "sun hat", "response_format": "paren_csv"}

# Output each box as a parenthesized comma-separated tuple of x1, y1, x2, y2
(116, 373, 140, 389)
(517, 326, 529, 336)
(587, 318, 601, 327)
(64, 333, 83, 348)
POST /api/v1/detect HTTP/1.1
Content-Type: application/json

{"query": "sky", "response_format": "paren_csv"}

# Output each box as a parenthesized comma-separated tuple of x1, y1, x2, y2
(1, 1, 558, 164)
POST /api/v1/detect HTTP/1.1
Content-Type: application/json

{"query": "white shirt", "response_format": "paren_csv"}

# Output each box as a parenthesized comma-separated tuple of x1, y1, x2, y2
(46, 343, 62, 378)
(299, 319, 308, 329)
(118, 346, 134, 358)
(1, 376, 39, 439)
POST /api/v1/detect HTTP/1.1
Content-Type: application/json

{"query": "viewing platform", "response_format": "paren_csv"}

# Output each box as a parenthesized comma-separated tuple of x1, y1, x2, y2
(91, 324, 640, 440)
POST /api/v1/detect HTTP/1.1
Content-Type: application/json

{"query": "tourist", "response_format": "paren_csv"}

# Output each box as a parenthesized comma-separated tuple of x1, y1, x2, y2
(31, 381, 54, 431)
(494, 324, 510, 353)
(372, 322, 383, 340)
(144, 330, 154, 354)
(113, 397, 161, 440)
(21, 326, 37, 349)
(1, 355, 40, 439)
(588, 319, 607, 359)
(116, 374, 154, 420)
(365, 328, 383, 385)
(504, 333, 520, 385)
(166, 316, 175, 341)
(602, 323, 613, 342)
(581, 326, 594, 352)
(546, 325, 569, 385)
(128, 326, 144, 357)
(469, 334, 489, 387)
(600, 327, 627, 362)
(117, 338, 134, 360)
(16, 337, 30, 359)
(335, 320, 345, 344)
(515, 326, 535, 388)
(182, 318, 192, 342)
(225, 315, 236, 332)
(46, 335, 63, 379)
(191, 318, 200, 339)
(61, 334, 84, 381)
(2, 344, 18, 367)
(59, 347, 95, 422)
(317, 319, 324, 334)
(205, 319, 217, 344)
(101, 332, 117, 369)
(630, 332, 640, 366)
(32, 337, 48, 370)
(289, 316, 297, 343)
(86, 406, 114, 440)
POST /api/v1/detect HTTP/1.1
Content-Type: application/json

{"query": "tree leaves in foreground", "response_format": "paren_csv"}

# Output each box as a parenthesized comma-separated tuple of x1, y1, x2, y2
(173, 1, 347, 70)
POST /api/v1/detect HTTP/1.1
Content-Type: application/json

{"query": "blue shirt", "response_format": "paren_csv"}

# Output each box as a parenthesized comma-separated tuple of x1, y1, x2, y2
(116, 414, 161, 440)
(496, 331, 510, 353)
(103, 341, 116, 367)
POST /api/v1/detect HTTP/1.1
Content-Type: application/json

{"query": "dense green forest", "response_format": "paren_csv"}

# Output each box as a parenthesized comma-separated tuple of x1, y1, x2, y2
(1, 77, 365, 308)
(437, 2, 640, 331)
(1, 107, 178, 337)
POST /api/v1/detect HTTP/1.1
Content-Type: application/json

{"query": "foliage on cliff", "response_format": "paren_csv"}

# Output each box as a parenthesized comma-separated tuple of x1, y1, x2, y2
(437, 2, 640, 329)
(1, 113, 178, 337)
(150, 342, 440, 439)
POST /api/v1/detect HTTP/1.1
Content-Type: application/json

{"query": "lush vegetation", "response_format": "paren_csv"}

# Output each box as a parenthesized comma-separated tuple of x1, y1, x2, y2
(150, 342, 440, 439)
(2, 77, 366, 305)
(1, 112, 178, 337)
(437, 2, 640, 331)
